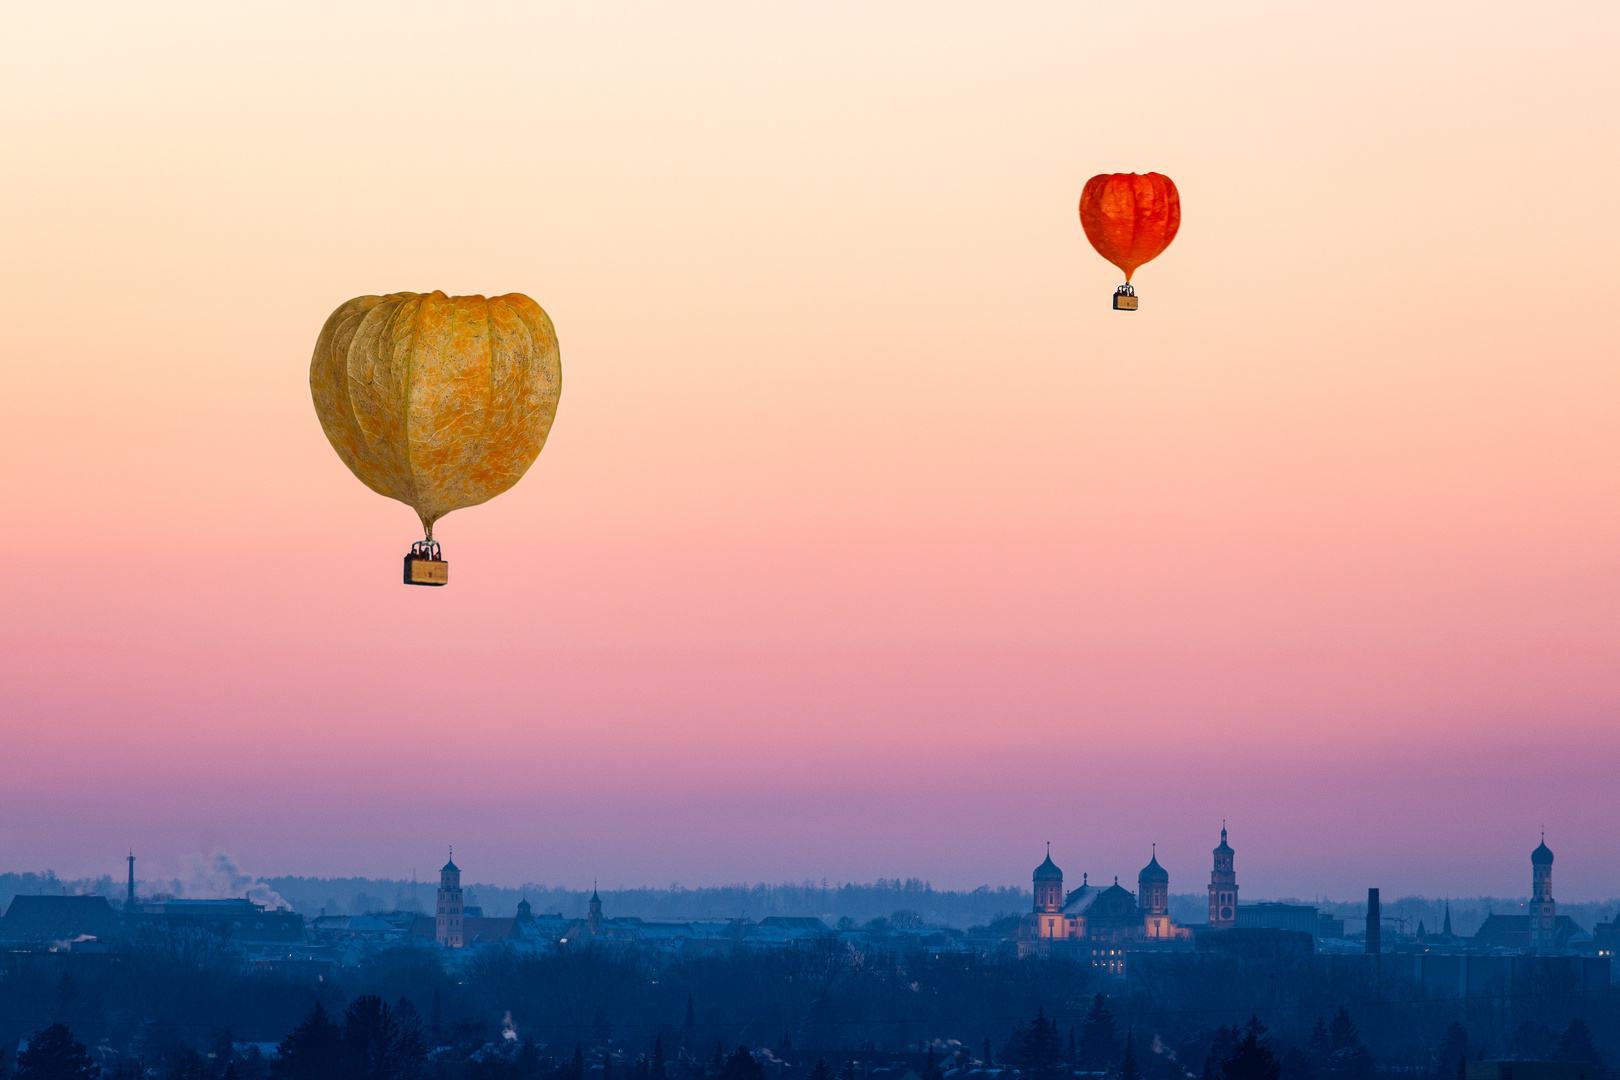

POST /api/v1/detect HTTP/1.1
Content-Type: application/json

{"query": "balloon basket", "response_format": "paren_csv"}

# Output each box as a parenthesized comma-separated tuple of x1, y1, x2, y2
(404, 540, 449, 587)
(1112, 284, 1138, 311)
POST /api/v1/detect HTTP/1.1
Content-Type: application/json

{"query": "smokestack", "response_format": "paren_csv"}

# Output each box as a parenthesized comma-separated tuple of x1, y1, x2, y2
(127, 852, 136, 909)
(1365, 888, 1381, 954)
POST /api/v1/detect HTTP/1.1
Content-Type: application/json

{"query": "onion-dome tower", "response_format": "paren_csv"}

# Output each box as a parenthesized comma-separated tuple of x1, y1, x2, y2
(1529, 834, 1556, 951)
(1033, 844, 1064, 914)
(1139, 846, 1170, 916)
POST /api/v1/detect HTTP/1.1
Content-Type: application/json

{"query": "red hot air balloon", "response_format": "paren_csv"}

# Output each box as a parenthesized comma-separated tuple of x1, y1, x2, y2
(1079, 172, 1180, 310)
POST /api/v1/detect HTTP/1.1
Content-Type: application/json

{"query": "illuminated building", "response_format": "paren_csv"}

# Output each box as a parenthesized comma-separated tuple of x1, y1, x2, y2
(1018, 844, 1190, 964)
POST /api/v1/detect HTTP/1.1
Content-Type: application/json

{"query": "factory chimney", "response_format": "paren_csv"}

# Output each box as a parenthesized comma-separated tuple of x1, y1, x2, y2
(127, 852, 136, 909)
(1365, 888, 1381, 954)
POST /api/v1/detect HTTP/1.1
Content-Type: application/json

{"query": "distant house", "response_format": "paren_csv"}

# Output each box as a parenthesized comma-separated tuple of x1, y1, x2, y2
(1471, 914, 1588, 953)
(127, 899, 305, 944)
(310, 914, 398, 938)
(465, 918, 517, 944)
(1593, 916, 1619, 960)
(411, 913, 530, 945)
(754, 917, 833, 944)
(1195, 926, 1315, 960)
(1236, 903, 1319, 935)
(759, 917, 832, 934)
(0, 895, 122, 944)
(528, 909, 575, 941)
(633, 922, 700, 947)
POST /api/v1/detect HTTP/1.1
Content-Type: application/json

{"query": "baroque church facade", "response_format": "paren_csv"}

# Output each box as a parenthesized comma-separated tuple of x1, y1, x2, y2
(1472, 835, 1589, 953)
(1020, 841, 1193, 965)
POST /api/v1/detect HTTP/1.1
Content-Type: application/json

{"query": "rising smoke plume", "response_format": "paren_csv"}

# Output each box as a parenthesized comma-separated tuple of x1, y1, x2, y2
(177, 852, 290, 910)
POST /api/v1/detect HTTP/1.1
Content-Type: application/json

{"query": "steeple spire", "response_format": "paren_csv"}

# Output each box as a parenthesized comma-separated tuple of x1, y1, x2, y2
(436, 847, 464, 948)
(588, 881, 605, 936)
(1209, 822, 1238, 929)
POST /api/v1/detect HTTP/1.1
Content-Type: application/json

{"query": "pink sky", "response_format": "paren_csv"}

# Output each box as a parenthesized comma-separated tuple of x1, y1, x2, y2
(3, 1, 1618, 901)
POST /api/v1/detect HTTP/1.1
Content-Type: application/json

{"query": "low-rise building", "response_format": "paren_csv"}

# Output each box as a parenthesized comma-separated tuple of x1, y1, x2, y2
(1236, 903, 1319, 935)
(0, 895, 122, 948)
(126, 898, 305, 944)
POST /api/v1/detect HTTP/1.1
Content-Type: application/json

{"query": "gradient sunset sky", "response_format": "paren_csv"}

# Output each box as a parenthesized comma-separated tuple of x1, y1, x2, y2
(3, 1, 1617, 901)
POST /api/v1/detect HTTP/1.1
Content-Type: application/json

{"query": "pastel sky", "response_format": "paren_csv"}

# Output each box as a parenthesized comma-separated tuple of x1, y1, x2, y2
(3, 1, 1618, 902)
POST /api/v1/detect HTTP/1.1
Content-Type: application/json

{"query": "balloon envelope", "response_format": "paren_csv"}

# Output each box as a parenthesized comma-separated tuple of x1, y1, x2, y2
(309, 291, 562, 536)
(1079, 173, 1181, 282)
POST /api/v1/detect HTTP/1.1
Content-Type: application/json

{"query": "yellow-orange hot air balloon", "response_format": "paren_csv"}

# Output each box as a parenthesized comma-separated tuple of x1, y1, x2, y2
(309, 291, 562, 586)
(1079, 172, 1180, 310)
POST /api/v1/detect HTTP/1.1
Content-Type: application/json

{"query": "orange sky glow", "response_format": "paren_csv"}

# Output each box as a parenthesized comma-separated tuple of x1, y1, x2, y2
(2, 1, 1617, 899)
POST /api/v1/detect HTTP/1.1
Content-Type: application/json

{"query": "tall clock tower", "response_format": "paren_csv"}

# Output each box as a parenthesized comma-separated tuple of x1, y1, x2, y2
(1208, 826, 1238, 929)
(436, 849, 464, 948)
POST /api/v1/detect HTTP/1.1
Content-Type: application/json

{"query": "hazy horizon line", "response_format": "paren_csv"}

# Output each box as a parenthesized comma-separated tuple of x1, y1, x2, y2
(9, 870, 1619, 910)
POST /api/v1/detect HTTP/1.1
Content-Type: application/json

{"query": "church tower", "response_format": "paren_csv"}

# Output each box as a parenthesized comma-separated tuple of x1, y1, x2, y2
(588, 884, 604, 937)
(1032, 845, 1065, 939)
(1528, 834, 1556, 951)
(1208, 826, 1238, 929)
(436, 850, 464, 948)
(1140, 846, 1172, 938)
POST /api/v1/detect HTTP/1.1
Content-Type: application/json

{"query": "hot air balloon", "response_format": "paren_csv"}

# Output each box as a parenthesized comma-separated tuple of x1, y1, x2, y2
(309, 291, 562, 586)
(1078, 172, 1180, 310)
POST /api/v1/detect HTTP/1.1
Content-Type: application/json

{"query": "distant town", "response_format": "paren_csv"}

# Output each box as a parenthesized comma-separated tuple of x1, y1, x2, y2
(5, 829, 1613, 973)
(1, 830, 1614, 1079)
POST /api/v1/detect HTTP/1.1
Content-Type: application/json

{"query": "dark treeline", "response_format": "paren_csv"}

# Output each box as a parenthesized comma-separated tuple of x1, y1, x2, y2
(2, 939, 1618, 1080)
